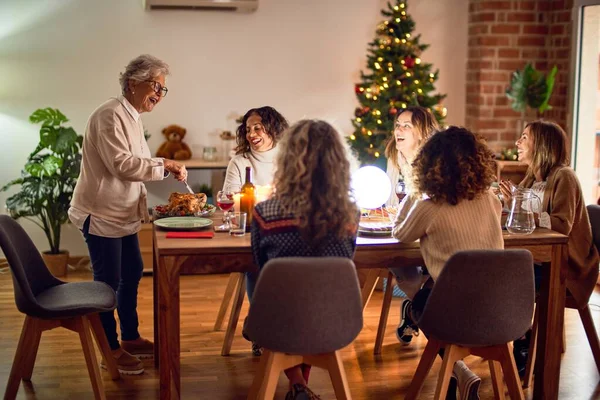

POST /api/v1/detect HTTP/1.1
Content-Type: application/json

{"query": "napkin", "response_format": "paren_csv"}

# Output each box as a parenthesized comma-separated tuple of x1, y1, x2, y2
(166, 231, 214, 239)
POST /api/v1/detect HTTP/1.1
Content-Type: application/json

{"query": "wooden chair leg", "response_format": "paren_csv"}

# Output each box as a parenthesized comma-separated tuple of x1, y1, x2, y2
(405, 338, 442, 400)
(579, 305, 600, 374)
(76, 316, 107, 400)
(5, 316, 39, 400)
(361, 269, 381, 311)
(523, 307, 538, 389)
(434, 344, 468, 400)
(88, 313, 120, 380)
(214, 273, 242, 331)
(324, 351, 352, 400)
(20, 317, 42, 382)
(247, 350, 285, 400)
(489, 360, 506, 400)
(374, 272, 394, 355)
(221, 273, 246, 356)
(498, 343, 525, 400)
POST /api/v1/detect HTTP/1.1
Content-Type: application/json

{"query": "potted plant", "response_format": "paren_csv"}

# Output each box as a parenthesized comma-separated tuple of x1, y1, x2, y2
(506, 63, 558, 124)
(1, 108, 83, 276)
(198, 183, 214, 204)
(503, 63, 558, 160)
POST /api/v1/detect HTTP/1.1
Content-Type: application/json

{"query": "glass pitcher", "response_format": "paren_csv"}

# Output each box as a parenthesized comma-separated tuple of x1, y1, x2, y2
(505, 187, 541, 235)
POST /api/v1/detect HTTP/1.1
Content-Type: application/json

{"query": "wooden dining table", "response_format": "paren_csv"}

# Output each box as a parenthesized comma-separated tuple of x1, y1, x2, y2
(152, 217, 568, 400)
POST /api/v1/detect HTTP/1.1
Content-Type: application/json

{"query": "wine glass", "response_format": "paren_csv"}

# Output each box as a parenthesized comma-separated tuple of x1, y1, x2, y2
(216, 190, 235, 230)
(395, 180, 407, 202)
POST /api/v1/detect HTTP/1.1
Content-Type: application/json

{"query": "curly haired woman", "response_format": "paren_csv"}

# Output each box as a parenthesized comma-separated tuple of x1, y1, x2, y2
(223, 106, 289, 191)
(384, 106, 439, 346)
(392, 126, 503, 400)
(249, 120, 359, 400)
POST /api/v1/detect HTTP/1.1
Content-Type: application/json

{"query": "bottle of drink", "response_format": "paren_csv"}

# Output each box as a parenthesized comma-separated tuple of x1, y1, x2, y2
(239, 166, 255, 232)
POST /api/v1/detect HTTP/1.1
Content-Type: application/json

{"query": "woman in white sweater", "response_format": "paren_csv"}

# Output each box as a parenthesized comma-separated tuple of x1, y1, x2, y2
(393, 126, 503, 400)
(69, 55, 187, 375)
(222, 106, 289, 192)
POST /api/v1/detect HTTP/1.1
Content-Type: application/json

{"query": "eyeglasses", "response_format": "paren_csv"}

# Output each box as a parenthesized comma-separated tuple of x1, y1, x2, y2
(145, 80, 168, 97)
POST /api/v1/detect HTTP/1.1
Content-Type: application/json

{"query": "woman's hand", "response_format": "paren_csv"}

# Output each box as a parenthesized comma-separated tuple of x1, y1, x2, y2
(498, 179, 515, 206)
(164, 159, 188, 182)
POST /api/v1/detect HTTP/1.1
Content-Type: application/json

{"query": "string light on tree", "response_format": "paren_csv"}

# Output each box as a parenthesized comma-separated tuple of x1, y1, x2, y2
(348, 0, 446, 167)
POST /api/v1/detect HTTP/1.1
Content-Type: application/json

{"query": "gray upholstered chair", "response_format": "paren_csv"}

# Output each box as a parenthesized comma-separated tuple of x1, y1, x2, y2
(523, 204, 600, 388)
(406, 250, 534, 400)
(245, 257, 363, 400)
(0, 215, 120, 400)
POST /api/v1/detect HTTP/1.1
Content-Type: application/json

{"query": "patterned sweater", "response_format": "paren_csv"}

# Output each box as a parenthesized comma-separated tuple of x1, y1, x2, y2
(251, 198, 358, 269)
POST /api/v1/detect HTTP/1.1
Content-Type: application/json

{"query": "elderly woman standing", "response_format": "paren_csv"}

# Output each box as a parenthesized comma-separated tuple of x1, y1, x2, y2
(69, 54, 187, 375)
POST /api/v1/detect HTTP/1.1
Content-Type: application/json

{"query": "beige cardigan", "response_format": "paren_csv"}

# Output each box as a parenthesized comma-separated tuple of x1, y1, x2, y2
(71, 97, 165, 224)
(522, 167, 600, 307)
(392, 191, 504, 281)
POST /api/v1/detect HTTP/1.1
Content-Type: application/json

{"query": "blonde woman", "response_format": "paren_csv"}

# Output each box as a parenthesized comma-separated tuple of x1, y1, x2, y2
(499, 120, 599, 375)
(249, 120, 359, 399)
(384, 106, 439, 346)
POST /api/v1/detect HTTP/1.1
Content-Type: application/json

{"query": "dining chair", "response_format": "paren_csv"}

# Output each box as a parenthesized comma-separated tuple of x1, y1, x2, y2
(522, 204, 600, 388)
(406, 249, 534, 400)
(0, 215, 120, 400)
(245, 257, 363, 400)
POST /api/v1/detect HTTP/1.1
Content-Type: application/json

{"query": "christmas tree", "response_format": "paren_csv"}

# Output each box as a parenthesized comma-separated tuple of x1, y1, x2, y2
(349, 0, 447, 167)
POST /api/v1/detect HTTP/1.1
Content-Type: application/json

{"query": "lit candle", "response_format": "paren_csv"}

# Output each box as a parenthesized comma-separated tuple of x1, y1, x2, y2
(233, 193, 242, 212)
(255, 184, 273, 204)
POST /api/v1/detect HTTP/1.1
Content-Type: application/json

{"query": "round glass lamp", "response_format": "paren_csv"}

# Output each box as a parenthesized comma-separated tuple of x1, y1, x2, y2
(351, 166, 391, 209)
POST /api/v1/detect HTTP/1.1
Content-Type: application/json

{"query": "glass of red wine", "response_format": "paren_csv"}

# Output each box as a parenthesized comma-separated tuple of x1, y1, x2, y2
(395, 180, 407, 202)
(216, 190, 235, 230)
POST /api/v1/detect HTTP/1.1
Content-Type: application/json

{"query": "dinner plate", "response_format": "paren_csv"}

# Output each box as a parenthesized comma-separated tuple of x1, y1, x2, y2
(358, 228, 393, 237)
(153, 217, 213, 230)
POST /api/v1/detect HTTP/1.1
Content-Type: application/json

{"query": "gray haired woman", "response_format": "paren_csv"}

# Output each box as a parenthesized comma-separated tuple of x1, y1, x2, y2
(69, 54, 187, 375)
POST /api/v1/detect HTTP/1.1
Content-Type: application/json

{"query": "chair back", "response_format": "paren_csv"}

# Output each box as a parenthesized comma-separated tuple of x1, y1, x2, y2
(587, 204, 600, 252)
(245, 257, 363, 355)
(0, 215, 63, 316)
(416, 249, 534, 347)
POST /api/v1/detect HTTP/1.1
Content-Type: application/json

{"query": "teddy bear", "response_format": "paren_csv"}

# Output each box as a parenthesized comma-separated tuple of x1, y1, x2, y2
(156, 124, 192, 160)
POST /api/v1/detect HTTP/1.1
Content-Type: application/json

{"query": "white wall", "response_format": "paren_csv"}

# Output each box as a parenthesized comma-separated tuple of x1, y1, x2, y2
(0, 0, 468, 256)
(574, 6, 600, 205)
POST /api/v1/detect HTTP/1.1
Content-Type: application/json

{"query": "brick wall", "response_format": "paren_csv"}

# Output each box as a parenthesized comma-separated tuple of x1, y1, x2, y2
(466, 0, 573, 152)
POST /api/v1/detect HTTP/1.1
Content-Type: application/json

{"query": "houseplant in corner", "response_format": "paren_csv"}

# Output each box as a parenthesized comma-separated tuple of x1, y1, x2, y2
(506, 63, 558, 128)
(503, 63, 558, 160)
(1, 108, 83, 276)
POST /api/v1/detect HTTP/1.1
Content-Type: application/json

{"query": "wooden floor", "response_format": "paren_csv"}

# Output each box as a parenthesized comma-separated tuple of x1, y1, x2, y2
(1, 270, 599, 399)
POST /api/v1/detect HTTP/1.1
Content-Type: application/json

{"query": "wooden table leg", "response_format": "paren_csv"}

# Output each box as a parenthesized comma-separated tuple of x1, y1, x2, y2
(159, 256, 182, 400)
(361, 269, 381, 311)
(214, 273, 242, 331)
(153, 235, 159, 368)
(221, 274, 246, 356)
(533, 243, 566, 400)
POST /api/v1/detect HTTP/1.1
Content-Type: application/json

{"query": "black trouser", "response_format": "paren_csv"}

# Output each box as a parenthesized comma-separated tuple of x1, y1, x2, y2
(82, 217, 144, 350)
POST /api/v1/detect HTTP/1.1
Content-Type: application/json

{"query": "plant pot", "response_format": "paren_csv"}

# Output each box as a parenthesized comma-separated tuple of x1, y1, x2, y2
(42, 250, 69, 277)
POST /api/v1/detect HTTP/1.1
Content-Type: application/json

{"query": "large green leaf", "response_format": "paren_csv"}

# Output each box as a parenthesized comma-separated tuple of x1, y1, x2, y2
(538, 65, 558, 114)
(29, 108, 68, 126)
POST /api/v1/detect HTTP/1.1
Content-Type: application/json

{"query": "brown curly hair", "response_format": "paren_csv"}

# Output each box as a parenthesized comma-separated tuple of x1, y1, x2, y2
(273, 120, 358, 245)
(412, 126, 496, 205)
(234, 106, 289, 155)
